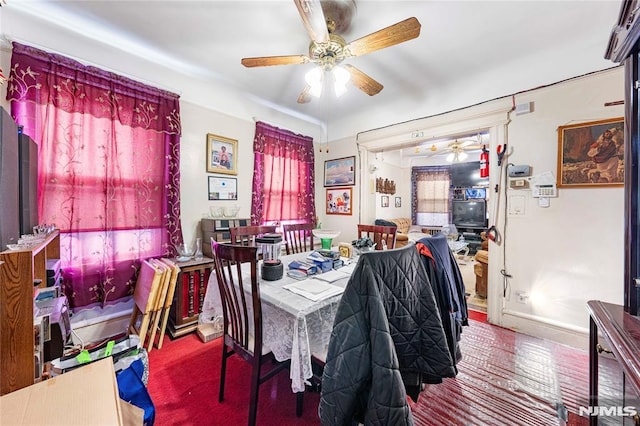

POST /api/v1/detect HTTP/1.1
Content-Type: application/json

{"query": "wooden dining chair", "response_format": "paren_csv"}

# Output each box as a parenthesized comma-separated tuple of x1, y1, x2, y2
(357, 224, 398, 250)
(282, 223, 315, 255)
(211, 241, 294, 426)
(229, 225, 277, 246)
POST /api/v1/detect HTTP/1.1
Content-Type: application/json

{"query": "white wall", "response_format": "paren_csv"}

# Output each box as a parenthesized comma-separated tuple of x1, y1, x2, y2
(496, 68, 624, 345)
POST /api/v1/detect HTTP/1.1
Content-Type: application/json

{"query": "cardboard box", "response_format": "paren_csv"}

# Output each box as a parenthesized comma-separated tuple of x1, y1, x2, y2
(0, 357, 142, 425)
(197, 322, 223, 343)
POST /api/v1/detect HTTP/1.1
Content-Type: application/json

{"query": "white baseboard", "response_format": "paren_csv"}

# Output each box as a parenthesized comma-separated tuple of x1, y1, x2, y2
(498, 309, 589, 351)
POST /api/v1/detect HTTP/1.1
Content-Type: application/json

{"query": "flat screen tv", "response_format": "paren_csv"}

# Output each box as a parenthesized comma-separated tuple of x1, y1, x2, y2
(452, 200, 487, 228)
(451, 161, 489, 188)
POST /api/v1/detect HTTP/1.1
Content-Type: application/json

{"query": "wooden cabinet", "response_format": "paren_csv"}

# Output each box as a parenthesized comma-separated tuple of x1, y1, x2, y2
(0, 230, 60, 395)
(168, 257, 214, 338)
(587, 301, 640, 425)
(201, 218, 250, 258)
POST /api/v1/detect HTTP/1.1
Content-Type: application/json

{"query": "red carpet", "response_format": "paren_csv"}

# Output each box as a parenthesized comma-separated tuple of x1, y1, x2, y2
(147, 334, 320, 425)
(148, 318, 590, 425)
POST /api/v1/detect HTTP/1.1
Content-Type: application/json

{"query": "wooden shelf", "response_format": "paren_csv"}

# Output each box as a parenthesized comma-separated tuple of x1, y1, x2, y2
(0, 230, 60, 395)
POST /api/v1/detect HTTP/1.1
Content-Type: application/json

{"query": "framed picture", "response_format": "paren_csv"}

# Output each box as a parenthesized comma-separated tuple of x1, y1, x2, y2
(207, 133, 238, 175)
(326, 187, 352, 215)
(395, 197, 402, 208)
(557, 117, 624, 188)
(208, 176, 238, 200)
(324, 156, 356, 187)
(381, 195, 389, 207)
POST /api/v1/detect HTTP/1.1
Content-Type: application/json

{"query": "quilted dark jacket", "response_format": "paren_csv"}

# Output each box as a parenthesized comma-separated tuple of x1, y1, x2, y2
(319, 244, 456, 425)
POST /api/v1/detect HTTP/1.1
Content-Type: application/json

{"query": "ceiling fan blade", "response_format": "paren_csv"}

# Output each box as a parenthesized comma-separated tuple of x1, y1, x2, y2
(293, 0, 330, 44)
(241, 55, 310, 68)
(463, 144, 483, 150)
(344, 64, 383, 96)
(346, 17, 421, 57)
(460, 140, 483, 150)
(297, 85, 312, 104)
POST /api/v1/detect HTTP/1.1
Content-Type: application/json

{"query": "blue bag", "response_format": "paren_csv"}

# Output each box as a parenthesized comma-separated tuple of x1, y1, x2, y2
(116, 359, 155, 425)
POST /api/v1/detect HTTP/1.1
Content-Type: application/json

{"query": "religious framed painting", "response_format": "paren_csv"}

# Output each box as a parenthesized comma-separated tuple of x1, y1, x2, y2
(557, 117, 624, 188)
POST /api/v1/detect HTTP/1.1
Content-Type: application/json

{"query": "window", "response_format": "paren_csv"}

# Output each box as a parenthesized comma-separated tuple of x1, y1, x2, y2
(251, 121, 316, 227)
(411, 166, 451, 227)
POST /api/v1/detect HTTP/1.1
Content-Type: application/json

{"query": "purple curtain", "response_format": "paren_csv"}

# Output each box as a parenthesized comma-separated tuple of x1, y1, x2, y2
(251, 121, 316, 226)
(7, 42, 182, 310)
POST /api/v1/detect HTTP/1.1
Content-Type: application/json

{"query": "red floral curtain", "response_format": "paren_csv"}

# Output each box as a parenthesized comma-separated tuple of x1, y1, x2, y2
(7, 42, 182, 310)
(251, 121, 316, 226)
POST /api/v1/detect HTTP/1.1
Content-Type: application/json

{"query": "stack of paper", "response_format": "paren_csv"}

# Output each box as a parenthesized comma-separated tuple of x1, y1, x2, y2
(283, 279, 344, 301)
(313, 269, 348, 283)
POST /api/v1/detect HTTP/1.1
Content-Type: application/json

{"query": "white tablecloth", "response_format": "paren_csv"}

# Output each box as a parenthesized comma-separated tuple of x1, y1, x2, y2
(202, 253, 353, 393)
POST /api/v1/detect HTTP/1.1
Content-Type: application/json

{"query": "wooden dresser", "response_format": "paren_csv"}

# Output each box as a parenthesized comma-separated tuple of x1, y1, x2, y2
(587, 301, 640, 425)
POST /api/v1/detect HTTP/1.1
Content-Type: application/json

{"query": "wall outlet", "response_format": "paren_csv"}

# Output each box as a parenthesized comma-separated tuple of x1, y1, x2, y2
(516, 291, 529, 304)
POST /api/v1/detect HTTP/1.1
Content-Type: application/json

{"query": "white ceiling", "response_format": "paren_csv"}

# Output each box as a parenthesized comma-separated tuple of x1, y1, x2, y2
(1, 1, 622, 140)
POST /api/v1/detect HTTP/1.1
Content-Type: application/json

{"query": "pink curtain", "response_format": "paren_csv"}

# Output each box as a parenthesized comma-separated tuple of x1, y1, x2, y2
(251, 121, 316, 226)
(7, 42, 182, 310)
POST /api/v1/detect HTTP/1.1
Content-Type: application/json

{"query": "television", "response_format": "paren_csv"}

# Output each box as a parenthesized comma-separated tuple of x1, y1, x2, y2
(451, 161, 489, 188)
(452, 200, 487, 228)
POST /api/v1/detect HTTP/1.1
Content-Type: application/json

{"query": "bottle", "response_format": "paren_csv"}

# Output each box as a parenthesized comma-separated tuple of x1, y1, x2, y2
(194, 237, 204, 261)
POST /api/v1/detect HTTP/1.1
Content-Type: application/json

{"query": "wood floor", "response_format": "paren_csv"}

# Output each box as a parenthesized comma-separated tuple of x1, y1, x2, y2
(411, 316, 589, 425)
(148, 314, 590, 425)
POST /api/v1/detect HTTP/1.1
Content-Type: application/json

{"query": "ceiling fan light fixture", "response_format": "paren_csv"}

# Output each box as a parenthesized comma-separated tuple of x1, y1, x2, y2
(446, 152, 455, 163)
(332, 65, 350, 97)
(458, 151, 468, 161)
(305, 67, 324, 98)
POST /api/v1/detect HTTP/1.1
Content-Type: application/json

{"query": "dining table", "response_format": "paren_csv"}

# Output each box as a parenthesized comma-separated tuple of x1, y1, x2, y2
(202, 251, 357, 393)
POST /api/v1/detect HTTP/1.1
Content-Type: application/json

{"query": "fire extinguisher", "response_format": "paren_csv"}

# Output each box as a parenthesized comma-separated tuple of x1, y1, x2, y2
(480, 145, 489, 178)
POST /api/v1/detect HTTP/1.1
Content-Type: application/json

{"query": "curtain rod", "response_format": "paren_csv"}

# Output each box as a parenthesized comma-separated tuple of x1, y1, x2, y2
(1, 35, 182, 96)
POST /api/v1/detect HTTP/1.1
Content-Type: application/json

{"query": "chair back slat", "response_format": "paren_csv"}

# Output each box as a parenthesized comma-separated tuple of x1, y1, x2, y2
(212, 241, 261, 358)
(230, 225, 277, 246)
(282, 223, 315, 255)
(357, 224, 398, 250)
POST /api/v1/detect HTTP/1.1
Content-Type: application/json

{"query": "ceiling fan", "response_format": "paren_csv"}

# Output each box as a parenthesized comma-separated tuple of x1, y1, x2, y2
(241, 0, 421, 103)
(413, 136, 485, 162)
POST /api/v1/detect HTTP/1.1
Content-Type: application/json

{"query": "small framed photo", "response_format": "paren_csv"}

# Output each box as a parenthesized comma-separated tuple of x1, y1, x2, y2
(324, 156, 356, 187)
(326, 187, 352, 215)
(395, 197, 402, 208)
(207, 133, 238, 175)
(557, 117, 624, 188)
(381, 195, 389, 207)
(208, 176, 237, 200)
